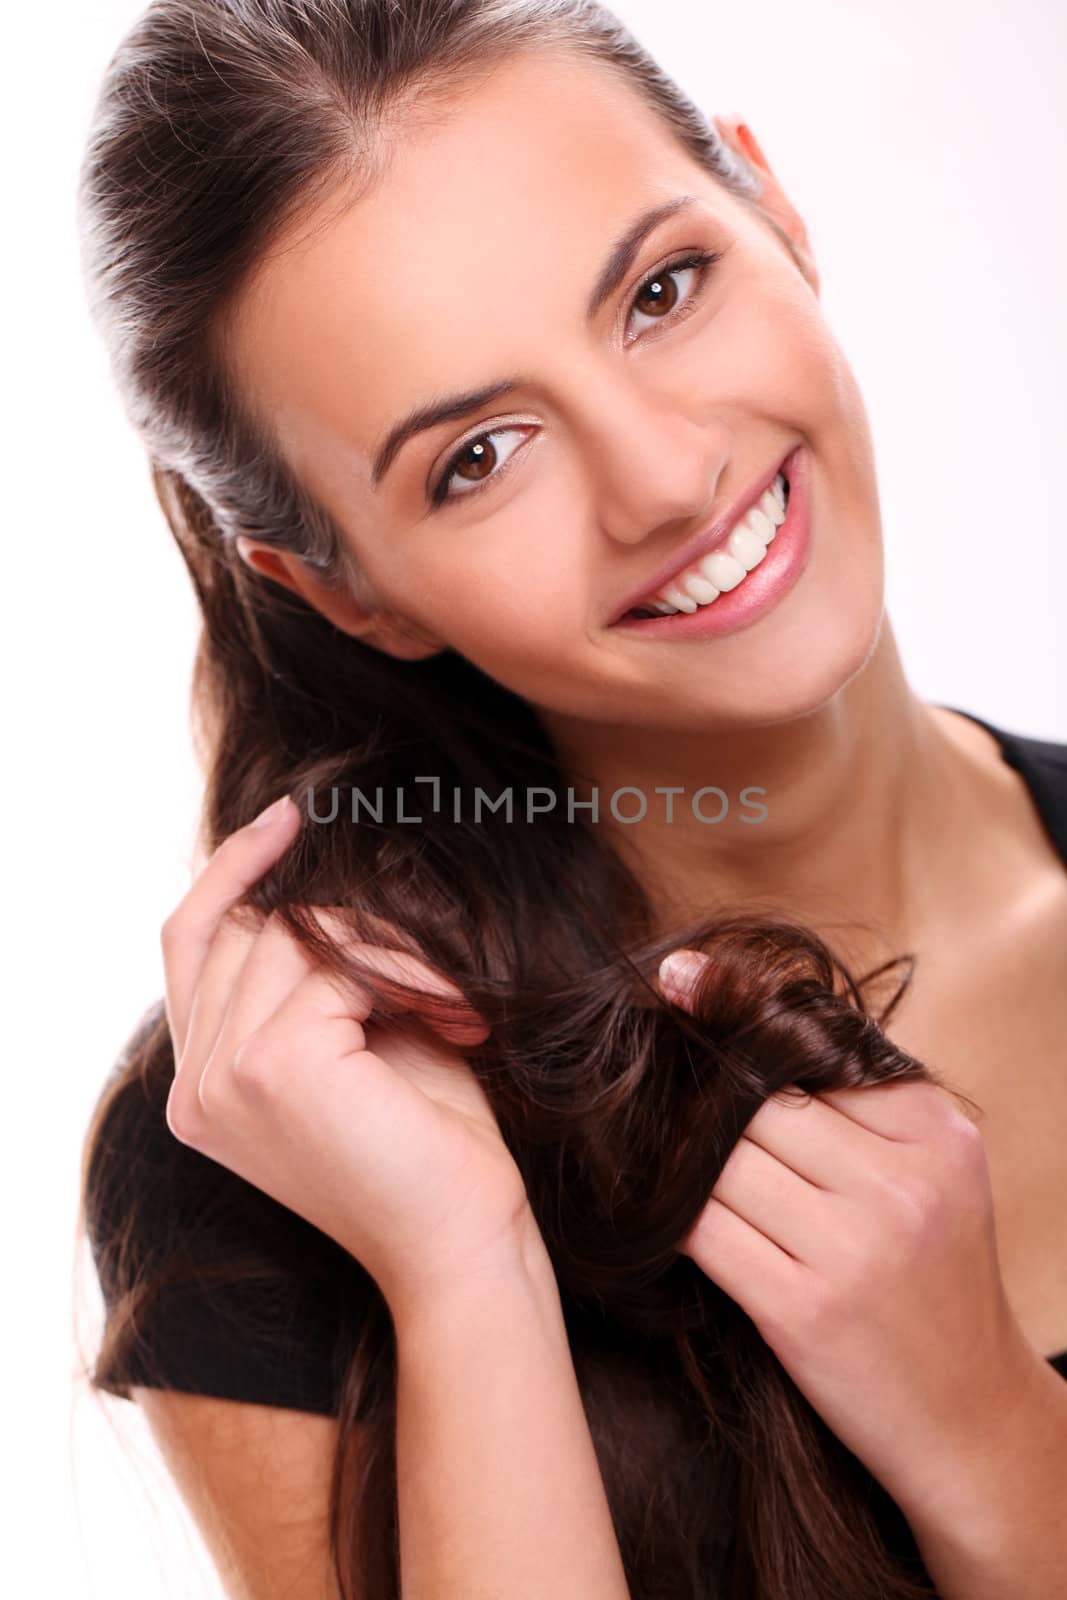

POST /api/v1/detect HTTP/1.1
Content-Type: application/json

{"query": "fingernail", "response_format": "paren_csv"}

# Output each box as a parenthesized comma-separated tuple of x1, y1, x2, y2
(251, 794, 293, 828)
(658, 950, 708, 997)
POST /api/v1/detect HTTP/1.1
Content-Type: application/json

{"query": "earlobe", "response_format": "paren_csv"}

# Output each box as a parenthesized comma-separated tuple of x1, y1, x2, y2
(368, 621, 449, 663)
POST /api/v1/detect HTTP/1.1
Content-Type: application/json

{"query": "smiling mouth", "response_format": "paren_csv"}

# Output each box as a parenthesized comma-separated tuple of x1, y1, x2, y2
(615, 461, 792, 623)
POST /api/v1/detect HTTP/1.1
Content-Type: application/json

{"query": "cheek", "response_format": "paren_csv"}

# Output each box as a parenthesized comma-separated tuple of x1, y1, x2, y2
(397, 519, 588, 665)
(686, 269, 846, 435)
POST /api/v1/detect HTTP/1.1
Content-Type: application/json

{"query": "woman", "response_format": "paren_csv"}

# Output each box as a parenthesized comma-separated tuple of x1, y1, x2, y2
(77, 2, 1067, 1597)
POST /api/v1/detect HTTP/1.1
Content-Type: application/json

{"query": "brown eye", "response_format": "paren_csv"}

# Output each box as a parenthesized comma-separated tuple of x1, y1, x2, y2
(452, 438, 496, 484)
(626, 249, 720, 342)
(431, 425, 531, 507)
(633, 271, 680, 319)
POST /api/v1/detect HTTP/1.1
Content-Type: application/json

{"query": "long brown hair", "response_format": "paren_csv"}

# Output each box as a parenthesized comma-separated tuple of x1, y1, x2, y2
(77, 4, 952, 1594)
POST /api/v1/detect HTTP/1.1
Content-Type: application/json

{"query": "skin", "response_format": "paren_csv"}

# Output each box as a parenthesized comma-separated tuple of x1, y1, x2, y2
(192, 44, 1067, 1591)
(162, 804, 632, 1598)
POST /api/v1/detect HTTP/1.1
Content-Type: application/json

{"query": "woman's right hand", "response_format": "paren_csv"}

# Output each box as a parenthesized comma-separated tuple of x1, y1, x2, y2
(161, 793, 538, 1321)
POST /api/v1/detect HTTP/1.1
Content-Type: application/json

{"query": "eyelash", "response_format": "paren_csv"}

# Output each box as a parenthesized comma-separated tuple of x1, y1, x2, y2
(429, 247, 723, 508)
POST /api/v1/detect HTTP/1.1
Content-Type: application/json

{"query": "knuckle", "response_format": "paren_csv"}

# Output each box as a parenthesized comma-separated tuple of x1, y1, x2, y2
(196, 1064, 225, 1118)
(942, 1106, 985, 1162)
(920, 1082, 972, 1136)
(229, 1034, 275, 1093)
(165, 1082, 199, 1146)
(192, 1039, 251, 1117)
(884, 1170, 943, 1235)
(899, 1077, 946, 1125)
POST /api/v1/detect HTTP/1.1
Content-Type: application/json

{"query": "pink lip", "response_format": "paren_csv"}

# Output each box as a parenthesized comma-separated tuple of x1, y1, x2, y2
(607, 443, 810, 640)
(607, 450, 795, 626)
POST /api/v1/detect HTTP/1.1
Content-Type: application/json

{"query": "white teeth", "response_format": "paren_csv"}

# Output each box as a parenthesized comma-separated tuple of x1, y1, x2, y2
(746, 507, 778, 545)
(760, 487, 785, 529)
(683, 572, 721, 605)
(696, 551, 724, 588)
(727, 525, 767, 571)
(641, 469, 791, 617)
(701, 550, 747, 591)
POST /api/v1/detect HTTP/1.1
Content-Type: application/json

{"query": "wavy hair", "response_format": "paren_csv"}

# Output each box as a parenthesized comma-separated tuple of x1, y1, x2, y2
(77, 3, 953, 1594)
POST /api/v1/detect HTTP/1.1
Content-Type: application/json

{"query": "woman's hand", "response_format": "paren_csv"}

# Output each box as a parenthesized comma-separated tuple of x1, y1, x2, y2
(161, 795, 536, 1321)
(658, 948, 1042, 1515)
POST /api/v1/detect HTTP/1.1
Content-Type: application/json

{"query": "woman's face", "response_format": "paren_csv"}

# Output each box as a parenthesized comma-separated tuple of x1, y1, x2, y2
(227, 48, 885, 739)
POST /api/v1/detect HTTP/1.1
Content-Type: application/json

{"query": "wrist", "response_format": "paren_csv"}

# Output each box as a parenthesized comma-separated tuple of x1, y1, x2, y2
(383, 1204, 558, 1334)
(890, 1332, 1063, 1535)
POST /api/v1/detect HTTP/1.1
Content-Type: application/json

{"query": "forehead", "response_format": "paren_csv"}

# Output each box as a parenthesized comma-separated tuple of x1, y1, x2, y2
(224, 48, 730, 493)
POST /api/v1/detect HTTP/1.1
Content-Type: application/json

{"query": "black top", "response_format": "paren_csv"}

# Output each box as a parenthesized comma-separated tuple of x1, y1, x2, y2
(85, 702, 1067, 1404)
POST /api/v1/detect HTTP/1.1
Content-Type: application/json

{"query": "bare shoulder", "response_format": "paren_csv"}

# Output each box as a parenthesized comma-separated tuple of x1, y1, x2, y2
(133, 1386, 347, 1599)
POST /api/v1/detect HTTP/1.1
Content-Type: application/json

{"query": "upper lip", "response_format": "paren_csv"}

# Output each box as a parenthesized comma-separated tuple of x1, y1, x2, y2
(608, 452, 790, 624)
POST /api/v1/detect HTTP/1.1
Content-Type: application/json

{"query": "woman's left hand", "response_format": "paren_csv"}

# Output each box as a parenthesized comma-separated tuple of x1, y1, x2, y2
(659, 949, 1044, 1515)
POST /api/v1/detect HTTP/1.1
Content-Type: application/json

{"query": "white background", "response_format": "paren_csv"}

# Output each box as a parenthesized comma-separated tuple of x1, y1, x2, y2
(5, 0, 1064, 1594)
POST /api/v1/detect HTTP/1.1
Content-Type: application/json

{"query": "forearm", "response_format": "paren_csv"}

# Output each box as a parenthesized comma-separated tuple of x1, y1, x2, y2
(894, 1348, 1067, 1599)
(390, 1216, 631, 1600)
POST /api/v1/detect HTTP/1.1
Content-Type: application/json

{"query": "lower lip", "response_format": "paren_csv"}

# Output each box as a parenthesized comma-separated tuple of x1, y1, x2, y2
(609, 444, 812, 641)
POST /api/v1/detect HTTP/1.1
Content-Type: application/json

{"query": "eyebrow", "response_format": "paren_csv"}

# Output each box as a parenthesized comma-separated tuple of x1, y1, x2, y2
(370, 193, 702, 488)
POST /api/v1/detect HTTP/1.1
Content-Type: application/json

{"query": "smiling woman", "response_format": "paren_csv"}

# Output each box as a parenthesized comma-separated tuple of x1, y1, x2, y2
(76, 3, 1067, 1599)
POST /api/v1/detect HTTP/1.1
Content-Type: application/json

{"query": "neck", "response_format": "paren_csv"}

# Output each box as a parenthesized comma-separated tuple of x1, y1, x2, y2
(542, 625, 962, 973)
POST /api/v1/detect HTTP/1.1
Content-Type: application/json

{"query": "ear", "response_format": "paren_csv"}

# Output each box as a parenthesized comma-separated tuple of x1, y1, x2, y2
(713, 115, 820, 297)
(235, 537, 447, 662)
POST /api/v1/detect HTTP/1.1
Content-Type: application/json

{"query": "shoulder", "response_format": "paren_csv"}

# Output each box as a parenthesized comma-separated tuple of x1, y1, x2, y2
(934, 705, 1067, 868)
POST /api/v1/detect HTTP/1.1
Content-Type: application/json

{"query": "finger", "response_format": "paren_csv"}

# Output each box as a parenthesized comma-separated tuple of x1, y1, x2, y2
(210, 911, 319, 1047)
(196, 963, 366, 1125)
(682, 1194, 802, 1328)
(179, 911, 319, 1124)
(176, 966, 376, 1148)
(740, 1089, 889, 1195)
(710, 1134, 825, 1263)
(814, 1078, 953, 1144)
(215, 922, 487, 1103)
(202, 968, 434, 1146)
(216, 936, 497, 1128)
(168, 912, 298, 1135)
(161, 795, 301, 1054)
(178, 907, 272, 1069)
(307, 909, 491, 1046)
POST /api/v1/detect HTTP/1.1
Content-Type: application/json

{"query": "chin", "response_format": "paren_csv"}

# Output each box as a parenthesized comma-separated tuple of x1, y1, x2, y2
(645, 552, 887, 732)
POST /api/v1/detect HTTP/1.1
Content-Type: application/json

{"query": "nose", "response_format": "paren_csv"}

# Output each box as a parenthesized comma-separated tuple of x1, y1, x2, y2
(576, 376, 730, 547)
